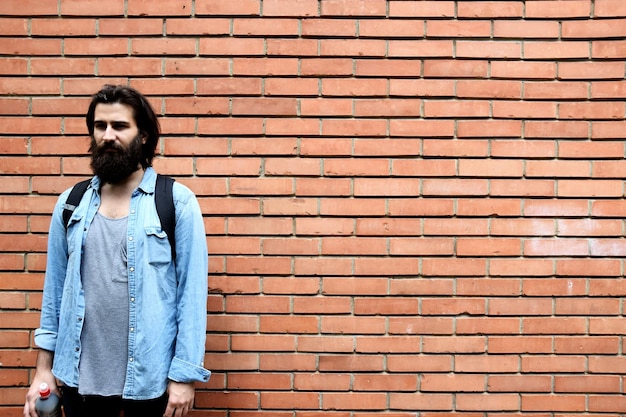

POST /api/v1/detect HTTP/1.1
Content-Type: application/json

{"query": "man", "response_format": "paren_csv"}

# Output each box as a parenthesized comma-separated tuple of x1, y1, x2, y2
(24, 85, 210, 417)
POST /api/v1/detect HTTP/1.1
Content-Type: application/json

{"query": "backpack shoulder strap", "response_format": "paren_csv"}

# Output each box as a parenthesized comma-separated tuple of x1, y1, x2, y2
(62, 179, 91, 229)
(155, 174, 176, 259)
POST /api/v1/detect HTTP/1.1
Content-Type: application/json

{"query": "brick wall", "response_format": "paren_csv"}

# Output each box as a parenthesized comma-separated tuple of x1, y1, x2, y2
(1, 0, 626, 415)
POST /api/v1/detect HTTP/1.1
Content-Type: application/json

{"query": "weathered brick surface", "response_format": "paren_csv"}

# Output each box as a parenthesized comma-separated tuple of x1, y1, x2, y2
(1, 0, 625, 414)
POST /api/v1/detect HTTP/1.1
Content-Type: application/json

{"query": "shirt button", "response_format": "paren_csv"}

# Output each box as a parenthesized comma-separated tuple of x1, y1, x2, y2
(130, 297, 135, 302)
(129, 357, 134, 362)
(75, 347, 80, 352)
(129, 267, 135, 272)
(128, 236, 133, 241)
(77, 317, 83, 322)
(130, 327, 135, 332)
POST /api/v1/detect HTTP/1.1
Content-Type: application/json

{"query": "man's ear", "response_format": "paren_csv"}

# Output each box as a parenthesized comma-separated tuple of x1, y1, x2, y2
(141, 133, 148, 144)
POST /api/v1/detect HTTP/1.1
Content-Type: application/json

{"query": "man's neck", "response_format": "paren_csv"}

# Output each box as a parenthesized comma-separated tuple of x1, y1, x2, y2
(98, 168, 145, 219)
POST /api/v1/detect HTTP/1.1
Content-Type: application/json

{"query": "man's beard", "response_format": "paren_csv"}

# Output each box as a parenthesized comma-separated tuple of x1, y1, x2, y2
(90, 134, 143, 184)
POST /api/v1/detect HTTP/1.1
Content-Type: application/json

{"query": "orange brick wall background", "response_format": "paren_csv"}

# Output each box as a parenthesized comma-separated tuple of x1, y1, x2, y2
(1, 0, 626, 415)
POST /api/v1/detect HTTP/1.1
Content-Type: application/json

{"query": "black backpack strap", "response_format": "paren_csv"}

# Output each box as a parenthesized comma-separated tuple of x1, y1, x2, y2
(62, 179, 91, 229)
(155, 174, 176, 260)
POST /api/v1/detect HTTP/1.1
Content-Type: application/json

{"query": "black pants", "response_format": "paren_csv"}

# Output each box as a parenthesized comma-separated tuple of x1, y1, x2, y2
(61, 386, 168, 417)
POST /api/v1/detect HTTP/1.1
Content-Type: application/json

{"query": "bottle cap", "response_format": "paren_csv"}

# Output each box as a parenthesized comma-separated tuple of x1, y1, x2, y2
(39, 382, 51, 399)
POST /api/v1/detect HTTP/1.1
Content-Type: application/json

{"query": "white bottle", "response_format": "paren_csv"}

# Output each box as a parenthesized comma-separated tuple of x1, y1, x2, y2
(34, 383, 61, 417)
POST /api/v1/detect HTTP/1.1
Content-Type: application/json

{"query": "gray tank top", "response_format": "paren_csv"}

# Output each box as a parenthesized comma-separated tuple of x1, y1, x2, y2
(78, 212, 129, 396)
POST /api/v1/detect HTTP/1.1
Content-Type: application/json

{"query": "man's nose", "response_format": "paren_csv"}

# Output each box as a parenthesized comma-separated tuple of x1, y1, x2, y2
(102, 125, 116, 140)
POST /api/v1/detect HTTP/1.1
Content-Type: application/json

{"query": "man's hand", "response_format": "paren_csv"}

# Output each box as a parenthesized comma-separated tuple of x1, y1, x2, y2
(24, 350, 58, 417)
(164, 381, 195, 417)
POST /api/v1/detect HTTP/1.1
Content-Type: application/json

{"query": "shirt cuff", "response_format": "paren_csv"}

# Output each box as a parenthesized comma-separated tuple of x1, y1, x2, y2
(34, 328, 57, 352)
(168, 357, 211, 383)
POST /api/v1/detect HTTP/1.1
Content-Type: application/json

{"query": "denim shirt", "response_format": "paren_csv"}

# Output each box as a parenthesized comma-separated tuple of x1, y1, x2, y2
(35, 167, 211, 400)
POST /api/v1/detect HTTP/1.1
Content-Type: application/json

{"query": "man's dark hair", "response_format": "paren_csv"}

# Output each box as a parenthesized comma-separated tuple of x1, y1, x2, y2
(86, 84, 160, 169)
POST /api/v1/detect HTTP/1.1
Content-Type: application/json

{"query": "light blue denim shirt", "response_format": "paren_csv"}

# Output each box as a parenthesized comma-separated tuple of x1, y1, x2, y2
(35, 167, 210, 400)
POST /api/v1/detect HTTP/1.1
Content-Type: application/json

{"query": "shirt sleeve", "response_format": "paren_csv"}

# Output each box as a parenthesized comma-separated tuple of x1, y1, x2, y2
(167, 184, 211, 383)
(34, 190, 71, 352)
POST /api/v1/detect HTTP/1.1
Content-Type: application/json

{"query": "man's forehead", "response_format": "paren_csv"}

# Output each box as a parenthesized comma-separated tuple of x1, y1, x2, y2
(93, 102, 135, 122)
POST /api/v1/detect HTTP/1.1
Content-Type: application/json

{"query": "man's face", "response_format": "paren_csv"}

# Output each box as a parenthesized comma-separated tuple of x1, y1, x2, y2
(90, 102, 145, 184)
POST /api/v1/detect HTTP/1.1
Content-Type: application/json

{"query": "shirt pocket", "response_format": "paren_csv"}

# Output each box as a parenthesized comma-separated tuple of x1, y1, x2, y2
(66, 215, 83, 257)
(144, 226, 172, 267)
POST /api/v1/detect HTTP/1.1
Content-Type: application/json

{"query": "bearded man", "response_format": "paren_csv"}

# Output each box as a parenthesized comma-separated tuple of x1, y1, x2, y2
(24, 85, 210, 417)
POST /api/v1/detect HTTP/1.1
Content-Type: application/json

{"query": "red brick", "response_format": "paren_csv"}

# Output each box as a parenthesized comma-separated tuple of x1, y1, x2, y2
(457, 41, 522, 59)
(231, 98, 297, 116)
(294, 373, 351, 391)
(389, 79, 455, 97)
(356, 218, 420, 236)
(389, 1, 454, 17)
(232, 138, 298, 156)
(424, 59, 489, 78)
(60, 0, 124, 15)
(266, 39, 318, 57)
(322, 393, 387, 411)
(232, 334, 295, 352)
(422, 298, 485, 316)
(167, 21, 227, 37)
(31, 18, 96, 36)
(263, 0, 318, 17)
(262, 392, 319, 409)
(389, 238, 453, 256)
(524, 81, 589, 99)
(0, 38, 62, 56)
(233, 58, 300, 75)
(98, 58, 162, 76)
(428, 20, 491, 37)
(128, 0, 191, 16)
(525, 1, 591, 18)
(0, 0, 58, 16)
(495, 19, 559, 39)
(229, 372, 292, 390)
(388, 316, 454, 335)
(195, 0, 260, 15)
(226, 256, 292, 275)
(295, 218, 355, 236)
(357, 336, 422, 354)
(301, 19, 357, 37)
(295, 257, 353, 276)
(389, 393, 453, 411)
(458, 120, 522, 138)
(99, 18, 163, 35)
(259, 353, 317, 370)
(422, 258, 486, 277)
(320, 39, 386, 57)
(559, 61, 625, 80)
(265, 157, 320, 176)
(424, 100, 490, 118)
(589, 395, 626, 413)
(195, 390, 259, 409)
(131, 38, 196, 56)
(322, 237, 386, 256)
(0, 330, 30, 348)
(296, 178, 352, 196)
(458, 1, 523, 18)
(321, 0, 386, 17)
(592, 80, 626, 98)
(297, 336, 354, 353)
(521, 394, 586, 412)
(457, 394, 520, 411)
